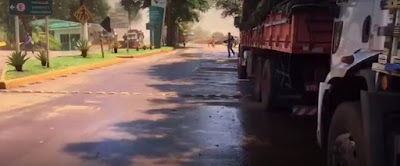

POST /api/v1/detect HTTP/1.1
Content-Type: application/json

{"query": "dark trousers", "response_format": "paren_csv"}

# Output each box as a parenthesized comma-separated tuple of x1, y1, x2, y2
(23, 43, 34, 53)
(227, 44, 235, 57)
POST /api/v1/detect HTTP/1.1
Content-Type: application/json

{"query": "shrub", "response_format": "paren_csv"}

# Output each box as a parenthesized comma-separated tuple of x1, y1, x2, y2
(7, 52, 29, 72)
(35, 50, 47, 66)
(75, 40, 92, 58)
(32, 32, 62, 51)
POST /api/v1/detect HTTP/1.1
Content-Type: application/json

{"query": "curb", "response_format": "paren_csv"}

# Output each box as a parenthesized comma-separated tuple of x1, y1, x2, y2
(0, 64, 7, 81)
(0, 59, 125, 89)
(116, 49, 174, 59)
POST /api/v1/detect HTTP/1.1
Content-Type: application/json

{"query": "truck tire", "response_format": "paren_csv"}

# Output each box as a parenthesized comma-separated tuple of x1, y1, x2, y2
(253, 59, 263, 101)
(327, 102, 367, 166)
(261, 60, 274, 111)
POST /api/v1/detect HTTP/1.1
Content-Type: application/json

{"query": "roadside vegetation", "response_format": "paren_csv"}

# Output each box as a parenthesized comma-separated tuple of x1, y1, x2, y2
(35, 50, 48, 67)
(5, 53, 116, 80)
(76, 40, 92, 58)
(7, 52, 30, 72)
(4, 46, 174, 80)
(115, 47, 173, 57)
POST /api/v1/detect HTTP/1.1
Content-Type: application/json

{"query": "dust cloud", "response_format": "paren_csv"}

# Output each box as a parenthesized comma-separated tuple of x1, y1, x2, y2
(107, 0, 239, 44)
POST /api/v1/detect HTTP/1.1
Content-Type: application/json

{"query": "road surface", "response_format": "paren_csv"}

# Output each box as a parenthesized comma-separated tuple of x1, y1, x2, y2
(0, 45, 324, 166)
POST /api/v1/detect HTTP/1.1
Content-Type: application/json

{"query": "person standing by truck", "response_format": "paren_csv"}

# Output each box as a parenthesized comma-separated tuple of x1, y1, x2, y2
(224, 32, 235, 57)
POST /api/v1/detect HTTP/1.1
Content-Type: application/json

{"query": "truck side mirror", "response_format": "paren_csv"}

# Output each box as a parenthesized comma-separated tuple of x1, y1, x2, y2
(234, 16, 241, 28)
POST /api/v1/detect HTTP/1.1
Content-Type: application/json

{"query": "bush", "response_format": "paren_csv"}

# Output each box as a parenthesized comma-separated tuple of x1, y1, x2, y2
(76, 40, 92, 58)
(35, 50, 47, 66)
(7, 52, 29, 72)
(32, 32, 61, 51)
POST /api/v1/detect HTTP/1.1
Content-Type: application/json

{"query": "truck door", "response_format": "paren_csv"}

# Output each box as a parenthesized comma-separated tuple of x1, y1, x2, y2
(331, 0, 376, 67)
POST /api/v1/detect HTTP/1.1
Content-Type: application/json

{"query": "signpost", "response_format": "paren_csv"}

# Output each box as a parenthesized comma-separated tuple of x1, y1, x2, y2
(74, 5, 93, 25)
(74, 5, 92, 41)
(150, 0, 166, 48)
(9, 0, 53, 68)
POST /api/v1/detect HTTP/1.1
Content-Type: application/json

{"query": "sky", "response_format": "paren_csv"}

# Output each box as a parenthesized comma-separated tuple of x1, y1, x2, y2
(195, 8, 239, 36)
(107, 0, 239, 36)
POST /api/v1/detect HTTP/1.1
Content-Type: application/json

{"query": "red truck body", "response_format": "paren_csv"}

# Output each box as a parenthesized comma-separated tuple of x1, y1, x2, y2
(237, 6, 336, 115)
(241, 11, 334, 54)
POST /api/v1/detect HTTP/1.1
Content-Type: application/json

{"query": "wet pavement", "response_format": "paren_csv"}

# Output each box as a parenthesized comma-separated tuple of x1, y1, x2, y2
(0, 45, 325, 166)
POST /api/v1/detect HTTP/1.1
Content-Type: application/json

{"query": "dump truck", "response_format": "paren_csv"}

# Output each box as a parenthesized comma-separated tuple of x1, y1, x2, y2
(236, 0, 400, 165)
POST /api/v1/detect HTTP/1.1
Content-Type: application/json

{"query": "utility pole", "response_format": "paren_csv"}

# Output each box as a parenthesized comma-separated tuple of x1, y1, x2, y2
(14, 15, 20, 52)
(46, 16, 50, 68)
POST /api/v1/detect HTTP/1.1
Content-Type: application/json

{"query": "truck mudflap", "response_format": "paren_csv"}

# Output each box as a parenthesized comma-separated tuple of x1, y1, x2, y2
(361, 90, 400, 166)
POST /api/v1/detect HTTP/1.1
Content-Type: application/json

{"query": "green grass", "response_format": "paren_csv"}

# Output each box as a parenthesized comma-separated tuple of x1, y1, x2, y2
(5, 53, 117, 80)
(115, 47, 173, 57)
(5, 47, 174, 80)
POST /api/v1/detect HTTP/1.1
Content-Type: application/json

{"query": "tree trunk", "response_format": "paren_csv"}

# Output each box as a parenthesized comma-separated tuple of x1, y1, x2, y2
(166, 23, 177, 47)
(165, 1, 178, 47)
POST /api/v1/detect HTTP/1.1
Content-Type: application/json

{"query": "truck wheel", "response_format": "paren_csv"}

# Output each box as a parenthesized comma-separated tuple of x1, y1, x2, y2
(253, 59, 263, 101)
(327, 102, 367, 166)
(261, 60, 274, 111)
(238, 52, 248, 79)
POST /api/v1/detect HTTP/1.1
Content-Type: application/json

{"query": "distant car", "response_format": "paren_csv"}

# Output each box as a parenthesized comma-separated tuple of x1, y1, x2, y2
(0, 42, 6, 47)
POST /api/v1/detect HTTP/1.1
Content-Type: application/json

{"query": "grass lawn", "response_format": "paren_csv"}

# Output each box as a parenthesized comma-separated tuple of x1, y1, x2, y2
(5, 53, 117, 80)
(114, 47, 173, 57)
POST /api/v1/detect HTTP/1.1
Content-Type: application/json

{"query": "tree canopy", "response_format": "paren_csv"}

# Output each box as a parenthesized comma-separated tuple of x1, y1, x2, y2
(120, 0, 210, 24)
(214, 0, 243, 18)
(0, 0, 110, 31)
(0, 0, 110, 43)
(53, 0, 110, 23)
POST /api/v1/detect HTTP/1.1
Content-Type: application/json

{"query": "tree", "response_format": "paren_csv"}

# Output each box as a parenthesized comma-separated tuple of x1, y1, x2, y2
(214, 0, 243, 18)
(0, 0, 110, 44)
(120, 0, 143, 23)
(120, 0, 211, 46)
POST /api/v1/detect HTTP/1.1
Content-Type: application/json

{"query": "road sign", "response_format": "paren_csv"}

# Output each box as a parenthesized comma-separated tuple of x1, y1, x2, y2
(74, 5, 93, 24)
(149, 6, 164, 48)
(9, 0, 53, 15)
(100, 17, 111, 33)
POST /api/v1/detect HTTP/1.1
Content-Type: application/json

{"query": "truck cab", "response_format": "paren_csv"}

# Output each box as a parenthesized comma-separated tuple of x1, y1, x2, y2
(317, 0, 400, 165)
(237, 0, 400, 165)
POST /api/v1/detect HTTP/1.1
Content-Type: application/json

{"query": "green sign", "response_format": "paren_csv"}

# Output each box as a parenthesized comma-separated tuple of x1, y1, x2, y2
(9, 0, 53, 16)
(149, 6, 164, 48)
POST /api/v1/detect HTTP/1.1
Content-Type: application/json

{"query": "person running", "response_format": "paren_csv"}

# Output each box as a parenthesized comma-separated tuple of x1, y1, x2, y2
(224, 32, 235, 57)
(208, 36, 215, 47)
(24, 33, 34, 54)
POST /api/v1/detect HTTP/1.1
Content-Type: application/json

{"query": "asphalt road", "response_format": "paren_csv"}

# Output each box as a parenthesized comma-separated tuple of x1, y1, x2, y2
(0, 45, 325, 166)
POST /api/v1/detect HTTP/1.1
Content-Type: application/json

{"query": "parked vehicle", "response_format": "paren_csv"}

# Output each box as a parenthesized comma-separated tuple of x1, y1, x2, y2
(122, 29, 144, 48)
(236, 0, 400, 165)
